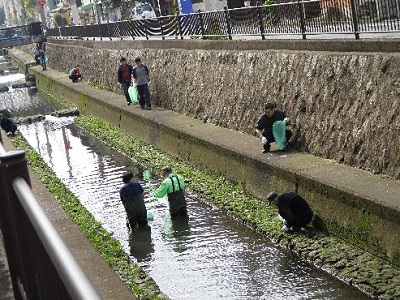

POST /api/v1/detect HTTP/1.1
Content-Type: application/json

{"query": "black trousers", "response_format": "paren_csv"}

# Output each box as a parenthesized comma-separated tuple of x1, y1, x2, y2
(121, 81, 131, 103)
(279, 207, 313, 228)
(69, 74, 81, 82)
(137, 84, 151, 108)
(127, 213, 148, 228)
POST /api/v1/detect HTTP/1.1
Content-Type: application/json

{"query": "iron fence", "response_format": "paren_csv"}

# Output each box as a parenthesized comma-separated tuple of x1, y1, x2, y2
(45, 0, 400, 40)
(0, 134, 101, 300)
(0, 22, 43, 40)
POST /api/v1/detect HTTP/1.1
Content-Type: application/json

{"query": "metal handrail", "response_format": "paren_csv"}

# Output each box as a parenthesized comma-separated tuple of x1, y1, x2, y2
(12, 176, 101, 300)
(0, 146, 101, 299)
(0, 144, 6, 155)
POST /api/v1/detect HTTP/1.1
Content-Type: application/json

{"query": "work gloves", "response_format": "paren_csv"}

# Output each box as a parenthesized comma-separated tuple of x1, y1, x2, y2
(261, 136, 268, 145)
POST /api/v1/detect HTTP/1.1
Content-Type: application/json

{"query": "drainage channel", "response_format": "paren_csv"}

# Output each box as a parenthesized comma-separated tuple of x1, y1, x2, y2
(1, 69, 371, 299)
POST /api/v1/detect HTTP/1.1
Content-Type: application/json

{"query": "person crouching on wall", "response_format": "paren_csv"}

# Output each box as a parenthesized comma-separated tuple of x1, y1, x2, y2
(69, 65, 82, 83)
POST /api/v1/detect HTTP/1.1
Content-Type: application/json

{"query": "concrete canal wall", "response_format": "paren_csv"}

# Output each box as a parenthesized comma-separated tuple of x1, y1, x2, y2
(10, 45, 400, 270)
(20, 38, 400, 181)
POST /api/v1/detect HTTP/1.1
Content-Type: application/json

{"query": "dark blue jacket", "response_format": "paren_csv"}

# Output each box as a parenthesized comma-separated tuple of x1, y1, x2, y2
(0, 115, 17, 133)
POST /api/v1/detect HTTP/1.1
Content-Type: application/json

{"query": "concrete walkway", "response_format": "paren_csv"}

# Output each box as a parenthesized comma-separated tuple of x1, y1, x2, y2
(0, 231, 14, 300)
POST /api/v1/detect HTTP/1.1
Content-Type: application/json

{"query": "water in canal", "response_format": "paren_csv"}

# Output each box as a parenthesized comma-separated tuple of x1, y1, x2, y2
(1, 65, 371, 299)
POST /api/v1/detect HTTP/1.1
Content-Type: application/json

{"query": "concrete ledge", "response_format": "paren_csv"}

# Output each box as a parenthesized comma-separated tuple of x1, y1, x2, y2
(10, 48, 400, 267)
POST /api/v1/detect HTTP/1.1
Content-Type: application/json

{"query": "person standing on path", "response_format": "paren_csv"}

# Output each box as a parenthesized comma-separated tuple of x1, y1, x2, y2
(41, 39, 47, 71)
(120, 171, 148, 228)
(154, 166, 187, 217)
(132, 57, 151, 110)
(117, 57, 134, 105)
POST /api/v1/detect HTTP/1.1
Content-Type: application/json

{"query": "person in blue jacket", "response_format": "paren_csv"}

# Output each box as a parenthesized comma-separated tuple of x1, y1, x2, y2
(120, 171, 148, 228)
(0, 115, 17, 136)
(132, 57, 151, 110)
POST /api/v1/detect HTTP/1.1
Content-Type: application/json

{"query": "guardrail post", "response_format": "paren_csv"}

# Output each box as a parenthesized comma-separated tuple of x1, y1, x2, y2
(158, 17, 165, 40)
(197, 10, 205, 38)
(144, 19, 149, 40)
(297, 0, 306, 39)
(349, 0, 360, 39)
(98, 22, 102, 41)
(256, 2, 266, 40)
(175, 9, 184, 39)
(0, 150, 32, 300)
(224, 6, 232, 40)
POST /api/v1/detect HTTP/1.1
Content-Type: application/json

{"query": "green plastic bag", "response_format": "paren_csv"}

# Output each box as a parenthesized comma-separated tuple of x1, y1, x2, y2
(128, 86, 138, 104)
(147, 211, 154, 220)
(272, 120, 287, 150)
(143, 169, 151, 181)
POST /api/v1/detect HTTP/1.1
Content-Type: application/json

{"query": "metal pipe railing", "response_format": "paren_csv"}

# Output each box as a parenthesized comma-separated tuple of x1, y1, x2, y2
(0, 131, 5, 155)
(0, 148, 101, 299)
(12, 177, 101, 300)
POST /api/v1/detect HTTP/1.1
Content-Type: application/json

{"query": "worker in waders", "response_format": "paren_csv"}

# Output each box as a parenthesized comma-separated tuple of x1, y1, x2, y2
(154, 166, 187, 217)
(120, 171, 148, 228)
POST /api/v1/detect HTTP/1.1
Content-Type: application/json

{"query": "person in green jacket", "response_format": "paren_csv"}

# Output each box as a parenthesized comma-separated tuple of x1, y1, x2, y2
(154, 166, 187, 217)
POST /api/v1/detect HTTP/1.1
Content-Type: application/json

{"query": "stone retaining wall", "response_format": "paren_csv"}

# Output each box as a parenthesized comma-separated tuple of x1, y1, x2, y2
(19, 39, 400, 180)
